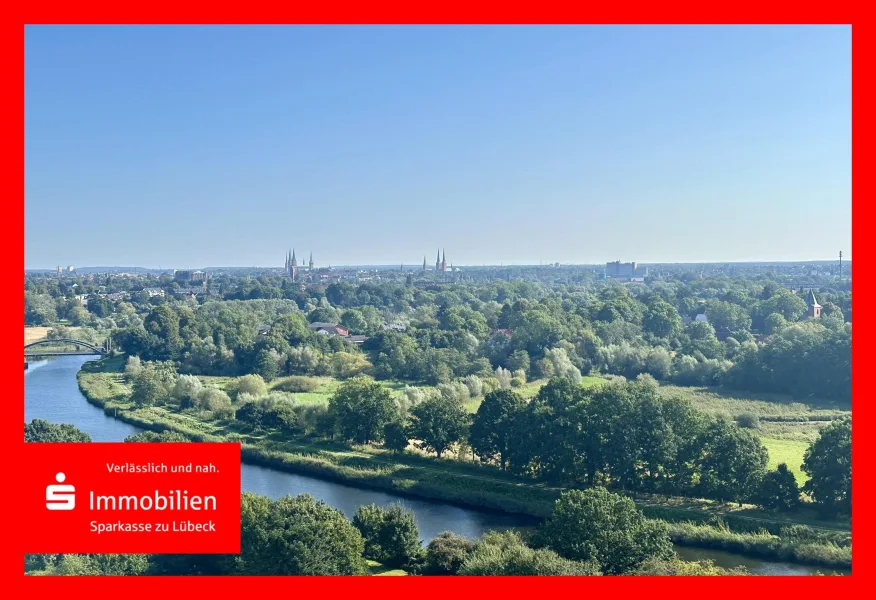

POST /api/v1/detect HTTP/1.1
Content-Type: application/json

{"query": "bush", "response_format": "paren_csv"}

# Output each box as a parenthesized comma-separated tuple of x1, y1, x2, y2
(633, 556, 749, 575)
(124, 356, 143, 380)
(234, 374, 268, 398)
(195, 388, 233, 416)
(462, 375, 484, 398)
(173, 375, 203, 406)
(271, 376, 320, 393)
(125, 430, 190, 443)
(424, 532, 476, 574)
(352, 503, 424, 570)
(736, 413, 761, 430)
(510, 377, 524, 388)
(459, 531, 600, 575)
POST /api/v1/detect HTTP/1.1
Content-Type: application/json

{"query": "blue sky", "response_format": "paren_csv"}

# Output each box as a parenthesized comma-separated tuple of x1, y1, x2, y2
(24, 25, 851, 269)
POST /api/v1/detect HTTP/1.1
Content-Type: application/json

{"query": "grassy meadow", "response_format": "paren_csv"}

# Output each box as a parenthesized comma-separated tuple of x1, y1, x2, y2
(657, 384, 850, 485)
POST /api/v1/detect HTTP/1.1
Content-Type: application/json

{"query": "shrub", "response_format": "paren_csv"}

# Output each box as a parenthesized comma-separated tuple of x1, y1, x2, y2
(736, 413, 761, 430)
(124, 356, 143, 380)
(424, 532, 476, 574)
(462, 375, 484, 398)
(234, 374, 268, 398)
(271, 376, 320, 393)
(172, 375, 203, 406)
(510, 377, 525, 388)
(459, 531, 599, 575)
(352, 503, 424, 570)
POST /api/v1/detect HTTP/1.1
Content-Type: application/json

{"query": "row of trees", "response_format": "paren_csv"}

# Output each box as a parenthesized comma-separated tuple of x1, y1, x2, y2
(323, 376, 852, 515)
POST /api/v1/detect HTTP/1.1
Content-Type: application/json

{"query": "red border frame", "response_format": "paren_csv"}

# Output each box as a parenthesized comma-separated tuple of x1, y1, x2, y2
(7, 12, 866, 598)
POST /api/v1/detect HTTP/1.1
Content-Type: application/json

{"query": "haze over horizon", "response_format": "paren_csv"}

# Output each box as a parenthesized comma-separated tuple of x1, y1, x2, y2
(25, 25, 850, 269)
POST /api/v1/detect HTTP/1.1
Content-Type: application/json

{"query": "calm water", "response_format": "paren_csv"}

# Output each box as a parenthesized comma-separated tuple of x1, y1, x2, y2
(24, 356, 844, 575)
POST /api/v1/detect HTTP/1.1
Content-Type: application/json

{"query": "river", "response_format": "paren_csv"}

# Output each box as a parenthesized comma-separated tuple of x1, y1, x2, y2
(24, 356, 843, 575)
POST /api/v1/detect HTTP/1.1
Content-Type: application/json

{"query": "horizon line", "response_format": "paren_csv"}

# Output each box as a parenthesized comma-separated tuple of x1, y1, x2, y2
(25, 257, 851, 271)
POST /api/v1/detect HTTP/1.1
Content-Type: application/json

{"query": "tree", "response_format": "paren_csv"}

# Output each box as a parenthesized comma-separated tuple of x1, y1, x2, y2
(330, 351, 372, 379)
(237, 492, 366, 575)
(705, 299, 752, 333)
(383, 419, 409, 454)
(469, 389, 525, 470)
(696, 418, 769, 505)
(459, 530, 600, 575)
(24, 419, 91, 442)
(536, 488, 673, 574)
(764, 312, 788, 334)
(327, 377, 398, 444)
(172, 374, 203, 407)
(352, 503, 424, 569)
(504, 349, 531, 376)
(124, 356, 144, 380)
(755, 463, 800, 511)
(424, 532, 476, 574)
(130, 364, 174, 407)
(802, 417, 851, 515)
(643, 298, 682, 339)
(408, 393, 470, 458)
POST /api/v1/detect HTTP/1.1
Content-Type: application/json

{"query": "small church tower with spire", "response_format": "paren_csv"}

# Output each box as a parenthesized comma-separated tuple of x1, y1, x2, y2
(806, 290, 822, 319)
(308, 252, 314, 271)
(423, 256, 427, 271)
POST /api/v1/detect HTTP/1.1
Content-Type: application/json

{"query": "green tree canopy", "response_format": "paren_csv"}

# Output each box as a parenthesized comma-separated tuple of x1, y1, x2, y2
(408, 393, 470, 458)
(802, 417, 851, 515)
(536, 488, 673, 574)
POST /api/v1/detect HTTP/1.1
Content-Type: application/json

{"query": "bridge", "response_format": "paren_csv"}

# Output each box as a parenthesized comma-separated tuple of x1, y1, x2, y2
(24, 337, 111, 358)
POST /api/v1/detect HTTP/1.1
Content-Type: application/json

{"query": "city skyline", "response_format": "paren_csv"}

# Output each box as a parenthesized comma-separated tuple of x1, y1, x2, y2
(25, 25, 850, 269)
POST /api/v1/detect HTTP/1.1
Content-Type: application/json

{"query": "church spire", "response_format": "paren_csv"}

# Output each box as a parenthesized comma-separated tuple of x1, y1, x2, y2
(423, 256, 427, 271)
(309, 252, 313, 270)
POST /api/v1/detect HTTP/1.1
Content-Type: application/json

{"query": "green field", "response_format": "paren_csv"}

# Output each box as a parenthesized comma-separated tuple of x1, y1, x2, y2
(658, 383, 849, 485)
(762, 438, 811, 482)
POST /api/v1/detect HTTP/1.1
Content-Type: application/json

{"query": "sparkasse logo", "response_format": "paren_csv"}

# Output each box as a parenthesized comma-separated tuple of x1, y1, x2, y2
(46, 472, 75, 510)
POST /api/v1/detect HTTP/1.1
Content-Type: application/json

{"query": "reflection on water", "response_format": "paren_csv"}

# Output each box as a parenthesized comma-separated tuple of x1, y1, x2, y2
(25, 356, 845, 573)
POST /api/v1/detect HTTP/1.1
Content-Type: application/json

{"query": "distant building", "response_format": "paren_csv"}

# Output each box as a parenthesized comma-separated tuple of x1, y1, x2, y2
(173, 270, 208, 283)
(308, 322, 349, 337)
(694, 313, 709, 323)
(605, 261, 647, 282)
(806, 290, 822, 319)
(284, 249, 316, 282)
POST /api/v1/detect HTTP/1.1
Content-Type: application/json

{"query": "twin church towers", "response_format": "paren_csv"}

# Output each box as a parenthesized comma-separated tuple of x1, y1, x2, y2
(284, 248, 452, 281)
(284, 249, 313, 282)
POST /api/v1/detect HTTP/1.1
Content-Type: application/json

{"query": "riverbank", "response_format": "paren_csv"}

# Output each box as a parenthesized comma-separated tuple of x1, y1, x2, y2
(76, 360, 851, 571)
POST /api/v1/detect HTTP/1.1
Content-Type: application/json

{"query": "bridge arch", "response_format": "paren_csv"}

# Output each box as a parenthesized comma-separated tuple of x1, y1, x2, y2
(24, 338, 107, 354)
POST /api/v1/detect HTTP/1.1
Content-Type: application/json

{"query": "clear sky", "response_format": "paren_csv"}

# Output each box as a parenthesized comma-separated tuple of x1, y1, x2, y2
(24, 25, 851, 269)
